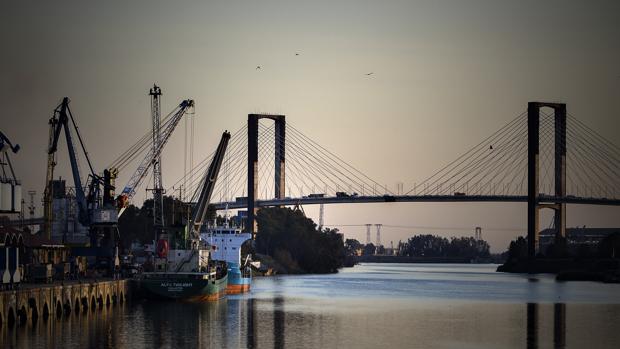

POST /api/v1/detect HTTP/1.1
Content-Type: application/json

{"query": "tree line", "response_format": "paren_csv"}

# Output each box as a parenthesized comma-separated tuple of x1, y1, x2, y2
(344, 234, 491, 259)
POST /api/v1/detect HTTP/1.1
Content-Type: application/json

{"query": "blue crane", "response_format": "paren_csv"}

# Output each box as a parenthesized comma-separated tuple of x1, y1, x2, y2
(45, 98, 100, 228)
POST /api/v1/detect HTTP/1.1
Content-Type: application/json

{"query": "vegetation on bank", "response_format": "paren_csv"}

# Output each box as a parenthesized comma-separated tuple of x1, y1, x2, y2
(343, 234, 491, 260)
(498, 233, 620, 278)
(255, 207, 346, 274)
(503, 233, 620, 263)
(398, 234, 490, 259)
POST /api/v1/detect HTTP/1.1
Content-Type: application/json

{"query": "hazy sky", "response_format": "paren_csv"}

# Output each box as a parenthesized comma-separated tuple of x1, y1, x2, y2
(2, 0, 619, 252)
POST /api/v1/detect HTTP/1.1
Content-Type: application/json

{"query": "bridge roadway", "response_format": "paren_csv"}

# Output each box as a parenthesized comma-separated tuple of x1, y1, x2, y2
(7, 195, 619, 227)
(213, 194, 620, 210)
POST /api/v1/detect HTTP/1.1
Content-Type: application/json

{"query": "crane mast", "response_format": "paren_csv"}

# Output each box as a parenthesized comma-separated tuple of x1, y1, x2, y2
(43, 115, 58, 239)
(150, 85, 165, 240)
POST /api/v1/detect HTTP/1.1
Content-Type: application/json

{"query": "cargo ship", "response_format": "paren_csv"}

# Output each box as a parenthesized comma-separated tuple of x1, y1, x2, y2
(140, 130, 233, 301)
(201, 223, 252, 294)
(140, 239, 228, 301)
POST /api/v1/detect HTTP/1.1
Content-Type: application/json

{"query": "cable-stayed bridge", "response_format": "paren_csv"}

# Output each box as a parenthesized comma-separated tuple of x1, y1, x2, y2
(12, 102, 617, 257)
(170, 102, 620, 256)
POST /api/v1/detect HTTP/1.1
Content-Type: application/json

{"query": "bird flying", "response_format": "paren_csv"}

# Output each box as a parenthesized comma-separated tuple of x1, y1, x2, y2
(365, 72, 374, 76)
(256, 66, 261, 70)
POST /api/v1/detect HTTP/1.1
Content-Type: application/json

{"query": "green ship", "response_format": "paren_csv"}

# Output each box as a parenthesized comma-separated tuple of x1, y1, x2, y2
(139, 130, 232, 301)
(140, 247, 228, 301)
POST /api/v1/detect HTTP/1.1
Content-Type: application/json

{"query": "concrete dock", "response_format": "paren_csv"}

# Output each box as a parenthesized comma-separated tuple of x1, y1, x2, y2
(0, 279, 130, 327)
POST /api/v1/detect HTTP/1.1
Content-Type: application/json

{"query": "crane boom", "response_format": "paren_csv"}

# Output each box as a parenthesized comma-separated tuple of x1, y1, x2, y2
(117, 99, 194, 216)
(190, 131, 230, 238)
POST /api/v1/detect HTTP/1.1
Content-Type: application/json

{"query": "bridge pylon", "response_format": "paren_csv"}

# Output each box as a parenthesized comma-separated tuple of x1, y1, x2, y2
(247, 114, 286, 238)
(527, 102, 566, 259)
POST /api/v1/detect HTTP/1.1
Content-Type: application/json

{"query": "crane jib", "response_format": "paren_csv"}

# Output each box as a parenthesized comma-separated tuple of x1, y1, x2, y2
(117, 100, 194, 214)
(190, 131, 231, 234)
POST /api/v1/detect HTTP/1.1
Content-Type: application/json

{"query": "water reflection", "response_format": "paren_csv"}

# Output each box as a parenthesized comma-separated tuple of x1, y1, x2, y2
(554, 303, 566, 349)
(527, 303, 538, 349)
(3, 265, 620, 348)
(1, 299, 126, 348)
(526, 302, 567, 349)
(273, 297, 285, 349)
(247, 298, 256, 349)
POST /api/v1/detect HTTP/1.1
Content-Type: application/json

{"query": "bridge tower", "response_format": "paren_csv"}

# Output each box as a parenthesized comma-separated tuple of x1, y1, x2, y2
(365, 224, 372, 245)
(527, 102, 566, 258)
(375, 224, 382, 247)
(247, 114, 286, 238)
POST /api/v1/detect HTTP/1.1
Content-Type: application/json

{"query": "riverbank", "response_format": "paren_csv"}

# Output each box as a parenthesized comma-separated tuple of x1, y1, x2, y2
(354, 255, 497, 264)
(497, 258, 620, 283)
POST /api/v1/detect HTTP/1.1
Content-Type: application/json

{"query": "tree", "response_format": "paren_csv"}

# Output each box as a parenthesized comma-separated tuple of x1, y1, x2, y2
(255, 207, 346, 274)
(345, 239, 362, 256)
(363, 243, 376, 256)
(599, 232, 620, 258)
(506, 237, 528, 263)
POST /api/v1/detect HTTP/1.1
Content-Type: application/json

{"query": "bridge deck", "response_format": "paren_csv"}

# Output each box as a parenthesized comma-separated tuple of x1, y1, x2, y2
(213, 194, 620, 210)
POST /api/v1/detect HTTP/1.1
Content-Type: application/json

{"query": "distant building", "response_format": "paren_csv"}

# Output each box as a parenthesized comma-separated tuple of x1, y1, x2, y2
(539, 227, 619, 251)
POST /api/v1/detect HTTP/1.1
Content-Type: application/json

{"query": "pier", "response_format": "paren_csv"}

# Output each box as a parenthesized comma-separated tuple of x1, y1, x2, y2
(0, 279, 129, 327)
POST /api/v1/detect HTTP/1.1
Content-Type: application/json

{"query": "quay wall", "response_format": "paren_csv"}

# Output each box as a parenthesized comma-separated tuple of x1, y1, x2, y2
(0, 279, 130, 327)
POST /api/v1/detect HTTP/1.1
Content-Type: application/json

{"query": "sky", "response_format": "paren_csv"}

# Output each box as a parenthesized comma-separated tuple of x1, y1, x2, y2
(1, 0, 619, 252)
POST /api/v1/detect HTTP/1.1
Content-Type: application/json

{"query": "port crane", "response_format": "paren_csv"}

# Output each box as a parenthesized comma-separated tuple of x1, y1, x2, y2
(43, 97, 118, 243)
(188, 131, 231, 242)
(116, 99, 195, 217)
(0, 131, 21, 214)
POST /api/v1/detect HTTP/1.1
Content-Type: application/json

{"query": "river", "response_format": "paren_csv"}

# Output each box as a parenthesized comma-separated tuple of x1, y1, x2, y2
(3, 263, 620, 348)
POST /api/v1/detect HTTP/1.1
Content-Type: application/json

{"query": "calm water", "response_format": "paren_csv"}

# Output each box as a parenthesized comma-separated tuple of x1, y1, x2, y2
(3, 263, 620, 348)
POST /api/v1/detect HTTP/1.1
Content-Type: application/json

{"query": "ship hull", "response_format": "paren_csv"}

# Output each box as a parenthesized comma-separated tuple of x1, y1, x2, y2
(226, 262, 251, 294)
(140, 273, 228, 301)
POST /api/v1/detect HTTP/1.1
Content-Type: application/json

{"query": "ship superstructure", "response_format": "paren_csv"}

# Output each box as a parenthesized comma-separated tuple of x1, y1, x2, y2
(201, 223, 252, 293)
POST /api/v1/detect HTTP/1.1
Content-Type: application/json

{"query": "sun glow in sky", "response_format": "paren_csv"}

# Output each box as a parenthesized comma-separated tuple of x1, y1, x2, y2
(2, 0, 620, 252)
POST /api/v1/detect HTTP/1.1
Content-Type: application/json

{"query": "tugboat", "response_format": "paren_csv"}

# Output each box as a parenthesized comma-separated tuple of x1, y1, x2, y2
(201, 222, 252, 294)
(139, 130, 232, 301)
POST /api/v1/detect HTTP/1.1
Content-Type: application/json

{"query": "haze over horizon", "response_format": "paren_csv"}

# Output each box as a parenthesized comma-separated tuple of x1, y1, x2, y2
(2, 0, 620, 252)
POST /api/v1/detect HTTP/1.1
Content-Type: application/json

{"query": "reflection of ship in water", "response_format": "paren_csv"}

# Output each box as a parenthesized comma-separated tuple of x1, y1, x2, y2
(201, 223, 252, 294)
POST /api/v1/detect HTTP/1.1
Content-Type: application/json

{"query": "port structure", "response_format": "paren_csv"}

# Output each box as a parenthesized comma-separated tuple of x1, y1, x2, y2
(149, 85, 165, 240)
(0, 130, 21, 214)
(247, 114, 285, 238)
